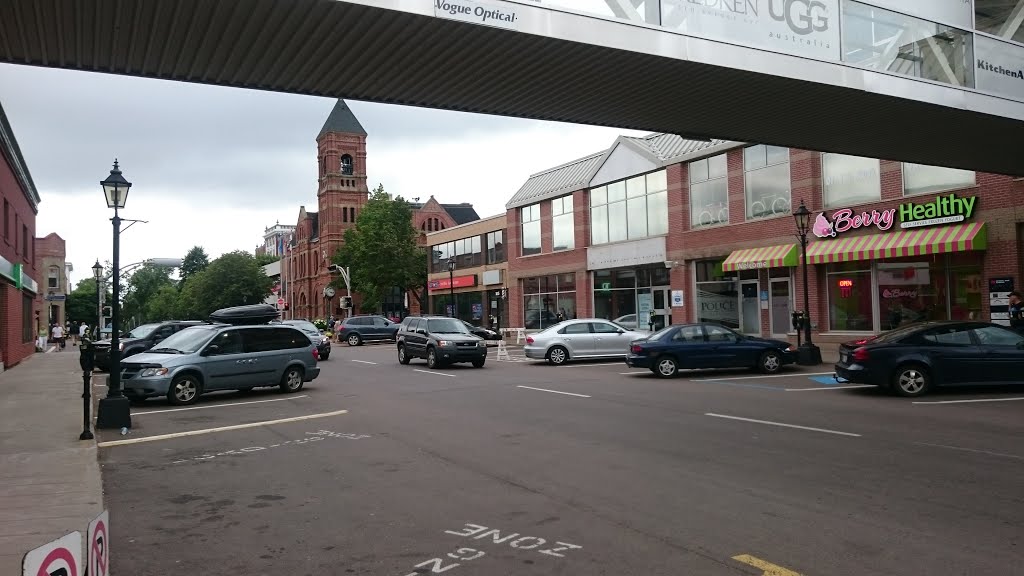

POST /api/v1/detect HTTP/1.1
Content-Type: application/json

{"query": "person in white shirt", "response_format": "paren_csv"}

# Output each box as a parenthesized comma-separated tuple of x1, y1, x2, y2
(79, 322, 89, 343)
(52, 324, 65, 350)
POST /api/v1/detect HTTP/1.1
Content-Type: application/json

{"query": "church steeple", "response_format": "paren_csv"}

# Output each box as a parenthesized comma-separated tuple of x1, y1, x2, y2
(318, 99, 367, 138)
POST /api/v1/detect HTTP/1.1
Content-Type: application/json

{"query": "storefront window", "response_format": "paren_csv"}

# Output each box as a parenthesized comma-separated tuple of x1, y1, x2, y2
(827, 263, 873, 331)
(521, 203, 541, 256)
(902, 163, 976, 196)
(590, 170, 668, 245)
(976, 0, 1024, 45)
(841, 1, 974, 88)
(877, 262, 949, 330)
(822, 153, 881, 208)
(695, 259, 739, 329)
(744, 145, 791, 220)
(486, 229, 505, 264)
(522, 274, 576, 329)
(690, 153, 728, 228)
(948, 266, 983, 321)
(552, 195, 575, 251)
(432, 291, 484, 323)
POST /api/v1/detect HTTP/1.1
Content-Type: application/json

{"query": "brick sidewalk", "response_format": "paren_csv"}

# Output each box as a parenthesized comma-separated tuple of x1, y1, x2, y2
(0, 350, 105, 573)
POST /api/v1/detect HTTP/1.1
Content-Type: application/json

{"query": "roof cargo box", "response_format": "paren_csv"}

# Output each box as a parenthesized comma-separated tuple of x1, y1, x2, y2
(209, 304, 280, 325)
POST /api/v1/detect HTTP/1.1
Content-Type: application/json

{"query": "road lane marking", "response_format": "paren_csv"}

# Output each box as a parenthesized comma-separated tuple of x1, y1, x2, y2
(561, 362, 626, 367)
(785, 385, 876, 392)
(619, 371, 647, 375)
(732, 554, 802, 575)
(350, 359, 378, 365)
(693, 371, 833, 381)
(705, 413, 861, 437)
(913, 442, 1024, 461)
(413, 369, 457, 378)
(170, 430, 371, 464)
(912, 396, 1024, 405)
(517, 385, 590, 398)
(97, 409, 348, 447)
(132, 395, 309, 415)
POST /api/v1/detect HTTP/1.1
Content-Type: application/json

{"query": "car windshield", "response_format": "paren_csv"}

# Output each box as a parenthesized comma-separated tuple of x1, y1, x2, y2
(147, 326, 217, 353)
(427, 318, 471, 334)
(126, 323, 160, 339)
(287, 321, 321, 334)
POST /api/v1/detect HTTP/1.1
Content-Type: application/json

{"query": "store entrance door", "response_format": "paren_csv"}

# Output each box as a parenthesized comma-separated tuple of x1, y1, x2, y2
(639, 287, 671, 331)
(740, 280, 761, 335)
(769, 278, 792, 336)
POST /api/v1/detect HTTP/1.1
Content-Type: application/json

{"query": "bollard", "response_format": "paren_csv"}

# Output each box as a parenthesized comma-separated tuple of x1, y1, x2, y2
(79, 338, 95, 441)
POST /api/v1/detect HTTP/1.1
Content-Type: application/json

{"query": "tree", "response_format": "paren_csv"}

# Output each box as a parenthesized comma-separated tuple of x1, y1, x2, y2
(254, 252, 280, 266)
(123, 263, 175, 324)
(145, 285, 182, 321)
(65, 278, 112, 326)
(177, 251, 274, 318)
(178, 246, 210, 289)
(333, 184, 426, 312)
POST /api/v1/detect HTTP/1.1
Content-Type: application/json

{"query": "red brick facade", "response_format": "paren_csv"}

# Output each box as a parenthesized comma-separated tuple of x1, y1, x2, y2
(506, 143, 1024, 348)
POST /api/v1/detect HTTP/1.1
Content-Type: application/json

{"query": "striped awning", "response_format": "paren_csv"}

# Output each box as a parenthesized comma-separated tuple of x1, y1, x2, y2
(805, 222, 987, 265)
(722, 244, 799, 272)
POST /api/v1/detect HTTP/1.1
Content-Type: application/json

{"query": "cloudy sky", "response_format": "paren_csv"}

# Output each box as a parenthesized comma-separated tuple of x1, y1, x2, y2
(0, 63, 643, 289)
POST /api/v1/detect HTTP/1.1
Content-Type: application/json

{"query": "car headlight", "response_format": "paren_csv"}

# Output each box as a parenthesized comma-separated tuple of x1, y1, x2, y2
(139, 367, 169, 377)
(118, 343, 124, 351)
(478, 340, 486, 347)
(787, 345, 797, 352)
(437, 340, 451, 347)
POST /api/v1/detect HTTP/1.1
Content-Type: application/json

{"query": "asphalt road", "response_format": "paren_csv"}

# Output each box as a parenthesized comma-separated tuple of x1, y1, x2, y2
(98, 341, 1024, 575)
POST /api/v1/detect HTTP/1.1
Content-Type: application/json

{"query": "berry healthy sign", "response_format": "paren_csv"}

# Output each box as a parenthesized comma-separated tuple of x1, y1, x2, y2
(813, 193, 977, 238)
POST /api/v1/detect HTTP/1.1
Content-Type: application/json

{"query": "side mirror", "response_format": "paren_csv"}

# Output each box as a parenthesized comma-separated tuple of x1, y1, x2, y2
(203, 345, 220, 356)
(617, 330, 625, 335)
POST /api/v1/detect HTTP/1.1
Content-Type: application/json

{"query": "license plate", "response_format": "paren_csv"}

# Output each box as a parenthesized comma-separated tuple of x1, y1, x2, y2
(840, 352, 848, 363)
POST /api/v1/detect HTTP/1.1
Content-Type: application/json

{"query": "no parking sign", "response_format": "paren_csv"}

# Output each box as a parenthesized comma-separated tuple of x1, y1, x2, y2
(87, 511, 110, 576)
(22, 531, 81, 576)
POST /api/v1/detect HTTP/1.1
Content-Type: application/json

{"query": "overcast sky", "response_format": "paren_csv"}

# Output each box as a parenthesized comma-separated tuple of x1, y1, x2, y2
(0, 63, 643, 289)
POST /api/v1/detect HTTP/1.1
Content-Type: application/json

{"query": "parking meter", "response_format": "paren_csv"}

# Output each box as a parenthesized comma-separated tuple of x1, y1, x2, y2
(78, 337, 95, 440)
(791, 311, 805, 346)
(79, 337, 94, 372)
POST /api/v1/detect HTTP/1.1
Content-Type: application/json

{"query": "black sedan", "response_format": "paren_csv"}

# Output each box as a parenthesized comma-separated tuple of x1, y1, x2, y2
(461, 320, 501, 341)
(835, 321, 1024, 397)
(626, 323, 797, 377)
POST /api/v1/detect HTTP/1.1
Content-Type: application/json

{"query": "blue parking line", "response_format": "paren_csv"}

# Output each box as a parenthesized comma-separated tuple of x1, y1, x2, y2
(809, 375, 841, 386)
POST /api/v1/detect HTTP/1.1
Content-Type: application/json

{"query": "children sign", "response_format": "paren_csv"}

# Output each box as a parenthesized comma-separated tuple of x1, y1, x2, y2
(813, 193, 977, 238)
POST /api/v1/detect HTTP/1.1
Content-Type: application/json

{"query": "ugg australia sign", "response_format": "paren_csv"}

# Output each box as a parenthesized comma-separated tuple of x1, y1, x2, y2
(434, 0, 520, 30)
(813, 193, 977, 238)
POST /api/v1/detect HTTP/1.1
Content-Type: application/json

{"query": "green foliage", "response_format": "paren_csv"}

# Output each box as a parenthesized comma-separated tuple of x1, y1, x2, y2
(65, 278, 111, 325)
(333, 184, 427, 312)
(123, 263, 175, 324)
(254, 252, 280, 267)
(146, 285, 183, 321)
(176, 251, 274, 319)
(178, 246, 210, 289)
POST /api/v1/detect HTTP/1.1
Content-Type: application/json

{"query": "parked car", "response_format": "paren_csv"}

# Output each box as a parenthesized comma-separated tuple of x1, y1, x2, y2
(396, 315, 487, 369)
(524, 319, 647, 365)
(336, 315, 399, 346)
(835, 320, 1024, 397)
(280, 319, 331, 360)
(93, 320, 205, 372)
(626, 323, 797, 377)
(120, 306, 321, 405)
(613, 314, 638, 330)
(461, 320, 501, 341)
(525, 310, 560, 330)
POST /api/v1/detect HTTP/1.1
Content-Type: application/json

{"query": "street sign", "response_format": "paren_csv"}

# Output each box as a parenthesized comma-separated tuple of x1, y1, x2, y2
(277, 298, 285, 307)
(87, 510, 109, 576)
(22, 531, 81, 576)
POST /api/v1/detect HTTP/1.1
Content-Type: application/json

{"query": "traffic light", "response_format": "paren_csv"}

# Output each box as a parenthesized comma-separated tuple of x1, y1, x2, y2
(340, 296, 352, 309)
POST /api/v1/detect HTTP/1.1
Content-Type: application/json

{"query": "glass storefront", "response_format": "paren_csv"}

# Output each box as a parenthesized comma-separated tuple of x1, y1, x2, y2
(593, 267, 672, 329)
(826, 255, 983, 332)
(694, 260, 739, 330)
(523, 273, 576, 329)
(432, 290, 485, 323)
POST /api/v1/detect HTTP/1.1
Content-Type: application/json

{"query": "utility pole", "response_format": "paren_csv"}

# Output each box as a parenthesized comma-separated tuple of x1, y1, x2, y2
(328, 264, 352, 319)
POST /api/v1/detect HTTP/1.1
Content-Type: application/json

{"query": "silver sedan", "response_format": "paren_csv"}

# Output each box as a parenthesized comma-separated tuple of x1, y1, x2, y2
(523, 319, 647, 365)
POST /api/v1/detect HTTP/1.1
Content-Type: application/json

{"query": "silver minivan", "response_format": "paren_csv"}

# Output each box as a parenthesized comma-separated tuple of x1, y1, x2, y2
(120, 323, 321, 405)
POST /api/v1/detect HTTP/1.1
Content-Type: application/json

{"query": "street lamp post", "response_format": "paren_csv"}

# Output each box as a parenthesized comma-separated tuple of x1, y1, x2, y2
(447, 258, 456, 318)
(793, 200, 822, 366)
(95, 160, 133, 430)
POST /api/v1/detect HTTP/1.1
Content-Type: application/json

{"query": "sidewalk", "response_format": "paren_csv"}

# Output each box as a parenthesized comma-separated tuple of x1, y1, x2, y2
(0, 350, 104, 573)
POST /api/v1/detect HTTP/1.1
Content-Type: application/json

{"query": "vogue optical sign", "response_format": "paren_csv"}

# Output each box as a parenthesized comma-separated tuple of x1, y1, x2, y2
(813, 193, 977, 238)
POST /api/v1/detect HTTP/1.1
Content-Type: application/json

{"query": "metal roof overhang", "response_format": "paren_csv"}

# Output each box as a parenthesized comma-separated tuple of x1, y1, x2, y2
(2, 0, 1024, 176)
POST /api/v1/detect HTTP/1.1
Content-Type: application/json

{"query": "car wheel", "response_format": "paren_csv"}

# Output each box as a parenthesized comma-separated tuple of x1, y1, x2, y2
(427, 347, 439, 369)
(654, 356, 678, 378)
(280, 366, 305, 393)
(546, 345, 569, 365)
(347, 333, 362, 347)
(472, 358, 485, 368)
(758, 350, 782, 374)
(320, 352, 329, 361)
(398, 344, 411, 365)
(892, 364, 930, 397)
(167, 374, 202, 406)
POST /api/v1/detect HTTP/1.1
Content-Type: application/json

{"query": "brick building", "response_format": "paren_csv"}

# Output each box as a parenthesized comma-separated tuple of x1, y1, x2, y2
(281, 99, 479, 321)
(424, 214, 508, 326)
(35, 232, 71, 328)
(502, 133, 1022, 347)
(0, 99, 42, 368)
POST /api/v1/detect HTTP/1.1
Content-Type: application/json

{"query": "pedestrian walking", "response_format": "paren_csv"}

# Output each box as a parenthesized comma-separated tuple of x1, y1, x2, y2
(52, 323, 65, 350)
(1009, 291, 1024, 334)
(79, 321, 89, 344)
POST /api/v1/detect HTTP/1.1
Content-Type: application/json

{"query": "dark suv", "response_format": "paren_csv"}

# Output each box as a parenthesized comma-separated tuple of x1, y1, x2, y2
(396, 315, 487, 369)
(336, 315, 399, 346)
(93, 320, 205, 372)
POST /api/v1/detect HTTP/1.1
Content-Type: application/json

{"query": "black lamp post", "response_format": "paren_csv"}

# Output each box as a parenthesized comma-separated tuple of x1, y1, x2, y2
(95, 160, 133, 430)
(793, 199, 822, 366)
(447, 258, 456, 318)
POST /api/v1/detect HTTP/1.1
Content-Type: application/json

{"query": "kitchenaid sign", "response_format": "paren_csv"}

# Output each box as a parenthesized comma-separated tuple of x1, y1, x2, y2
(660, 0, 841, 62)
(434, 0, 520, 30)
(813, 193, 978, 238)
(975, 35, 1024, 102)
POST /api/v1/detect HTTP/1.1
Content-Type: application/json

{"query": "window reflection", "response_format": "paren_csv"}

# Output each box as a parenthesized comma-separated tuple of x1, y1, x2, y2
(590, 170, 668, 245)
(822, 153, 881, 208)
(521, 203, 541, 256)
(552, 195, 575, 251)
(902, 163, 975, 196)
(744, 145, 791, 220)
(975, 0, 1024, 45)
(690, 153, 729, 228)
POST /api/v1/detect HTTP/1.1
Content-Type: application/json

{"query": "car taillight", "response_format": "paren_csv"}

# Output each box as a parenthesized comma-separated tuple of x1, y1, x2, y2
(312, 347, 320, 361)
(630, 344, 643, 354)
(526, 336, 534, 344)
(852, 347, 869, 362)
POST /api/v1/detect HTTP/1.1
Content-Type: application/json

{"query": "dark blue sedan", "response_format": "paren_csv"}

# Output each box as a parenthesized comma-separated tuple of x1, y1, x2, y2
(625, 323, 798, 378)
